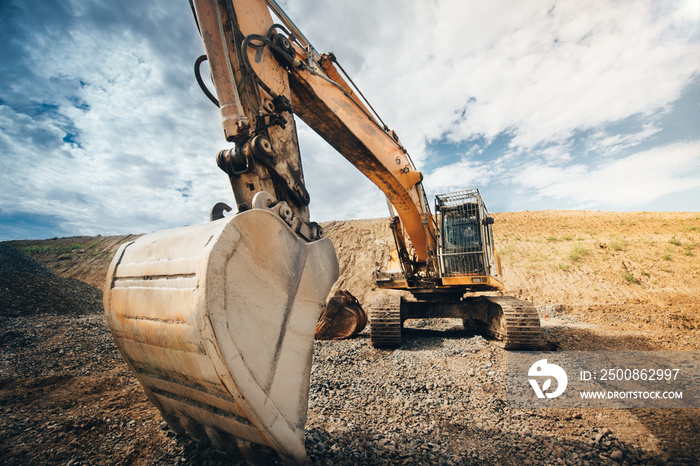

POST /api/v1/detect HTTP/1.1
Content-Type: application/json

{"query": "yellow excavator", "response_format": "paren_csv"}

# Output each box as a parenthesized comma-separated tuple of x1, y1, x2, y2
(104, 0, 541, 463)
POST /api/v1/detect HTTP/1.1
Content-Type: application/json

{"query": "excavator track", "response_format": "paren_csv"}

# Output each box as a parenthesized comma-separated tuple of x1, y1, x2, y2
(369, 295, 403, 348)
(477, 296, 542, 350)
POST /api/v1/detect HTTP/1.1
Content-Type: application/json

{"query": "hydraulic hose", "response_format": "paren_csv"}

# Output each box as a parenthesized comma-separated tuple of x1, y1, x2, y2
(194, 54, 220, 108)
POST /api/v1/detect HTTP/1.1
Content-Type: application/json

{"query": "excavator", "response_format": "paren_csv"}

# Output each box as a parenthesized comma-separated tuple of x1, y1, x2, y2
(103, 0, 542, 464)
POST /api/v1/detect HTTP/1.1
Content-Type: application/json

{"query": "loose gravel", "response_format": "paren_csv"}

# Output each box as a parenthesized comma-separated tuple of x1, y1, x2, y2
(304, 323, 694, 465)
(0, 244, 696, 465)
(0, 244, 102, 317)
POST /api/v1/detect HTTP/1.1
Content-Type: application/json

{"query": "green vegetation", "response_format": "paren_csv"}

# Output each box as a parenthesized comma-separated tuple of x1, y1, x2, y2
(622, 270, 638, 284)
(545, 235, 576, 242)
(498, 244, 516, 259)
(664, 235, 699, 257)
(662, 254, 672, 261)
(21, 244, 84, 255)
(609, 239, 628, 251)
(568, 245, 590, 263)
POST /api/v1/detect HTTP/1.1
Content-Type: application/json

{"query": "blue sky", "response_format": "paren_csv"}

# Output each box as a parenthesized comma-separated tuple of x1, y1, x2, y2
(1, 0, 698, 240)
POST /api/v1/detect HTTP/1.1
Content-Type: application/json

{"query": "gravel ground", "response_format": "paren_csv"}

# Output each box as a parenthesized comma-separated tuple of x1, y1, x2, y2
(1, 243, 697, 465)
(0, 313, 232, 465)
(0, 244, 102, 317)
(1, 314, 696, 465)
(305, 323, 696, 466)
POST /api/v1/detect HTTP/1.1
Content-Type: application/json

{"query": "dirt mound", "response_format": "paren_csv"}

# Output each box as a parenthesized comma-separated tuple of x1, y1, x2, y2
(494, 210, 700, 350)
(0, 244, 103, 317)
(6, 234, 138, 290)
(323, 218, 392, 306)
(3, 212, 697, 348)
(319, 212, 699, 350)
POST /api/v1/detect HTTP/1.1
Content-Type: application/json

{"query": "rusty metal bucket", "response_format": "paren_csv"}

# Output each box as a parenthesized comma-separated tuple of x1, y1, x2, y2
(104, 209, 338, 464)
(315, 289, 367, 340)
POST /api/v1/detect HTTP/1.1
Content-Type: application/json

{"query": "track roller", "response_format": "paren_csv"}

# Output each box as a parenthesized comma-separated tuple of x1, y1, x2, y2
(465, 296, 542, 350)
(369, 294, 403, 348)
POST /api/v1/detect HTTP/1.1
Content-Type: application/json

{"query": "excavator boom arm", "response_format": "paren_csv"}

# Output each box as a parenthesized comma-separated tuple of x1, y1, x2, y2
(288, 58, 435, 262)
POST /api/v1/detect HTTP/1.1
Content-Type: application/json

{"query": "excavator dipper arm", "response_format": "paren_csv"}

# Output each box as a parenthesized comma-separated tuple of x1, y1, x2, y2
(191, 0, 312, 230)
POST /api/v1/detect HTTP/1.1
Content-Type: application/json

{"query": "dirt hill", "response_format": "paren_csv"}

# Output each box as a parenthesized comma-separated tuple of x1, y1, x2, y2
(495, 211, 699, 350)
(0, 244, 102, 317)
(324, 211, 700, 350)
(6, 210, 699, 349)
(6, 234, 139, 290)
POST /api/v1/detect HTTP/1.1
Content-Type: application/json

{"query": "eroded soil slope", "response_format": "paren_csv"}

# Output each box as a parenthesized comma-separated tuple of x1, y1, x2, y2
(8, 234, 138, 290)
(495, 211, 699, 351)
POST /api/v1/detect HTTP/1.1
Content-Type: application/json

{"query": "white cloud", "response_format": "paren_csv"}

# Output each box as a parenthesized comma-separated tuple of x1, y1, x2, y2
(319, 0, 700, 155)
(511, 141, 700, 208)
(423, 159, 495, 197)
(299, 123, 389, 221)
(585, 123, 663, 156)
(291, 0, 699, 213)
(0, 2, 232, 236)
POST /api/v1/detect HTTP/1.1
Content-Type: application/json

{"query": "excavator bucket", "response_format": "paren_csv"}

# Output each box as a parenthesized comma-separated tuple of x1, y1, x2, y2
(315, 289, 367, 340)
(104, 208, 338, 464)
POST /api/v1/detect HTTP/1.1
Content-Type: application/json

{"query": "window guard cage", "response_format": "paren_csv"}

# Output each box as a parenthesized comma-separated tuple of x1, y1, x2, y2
(435, 189, 489, 278)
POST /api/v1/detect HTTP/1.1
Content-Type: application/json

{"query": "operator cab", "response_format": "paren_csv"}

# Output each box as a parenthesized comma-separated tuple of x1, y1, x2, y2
(435, 188, 497, 280)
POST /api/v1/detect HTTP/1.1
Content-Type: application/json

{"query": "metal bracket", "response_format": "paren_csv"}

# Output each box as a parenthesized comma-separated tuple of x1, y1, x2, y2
(251, 191, 322, 242)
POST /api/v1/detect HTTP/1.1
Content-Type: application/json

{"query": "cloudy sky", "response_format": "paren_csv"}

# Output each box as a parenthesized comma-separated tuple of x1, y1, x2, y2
(1, 0, 698, 240)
